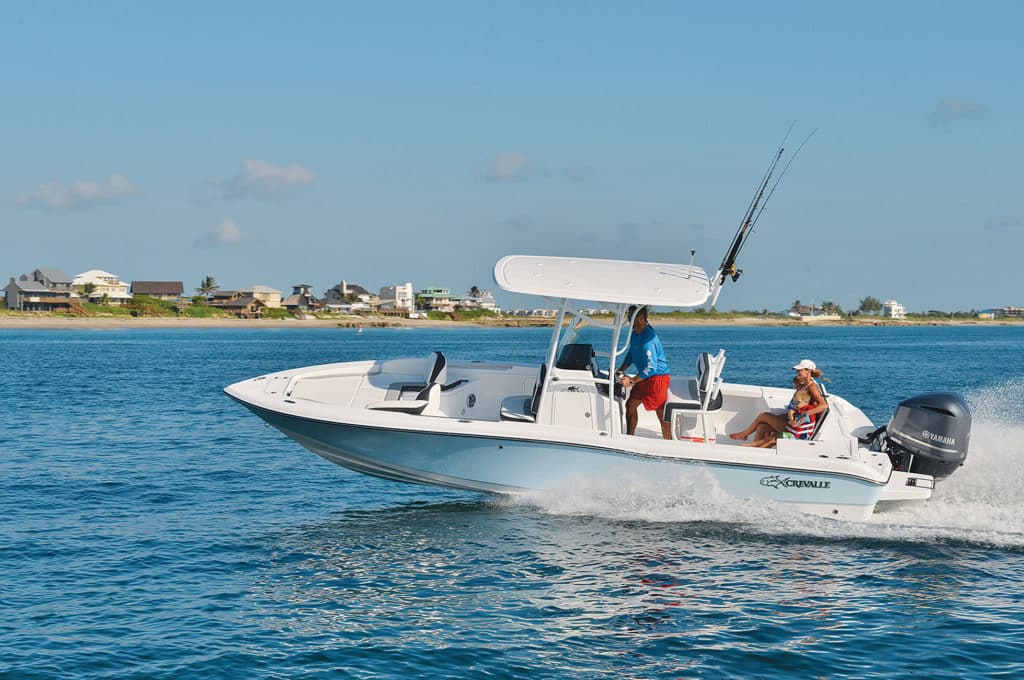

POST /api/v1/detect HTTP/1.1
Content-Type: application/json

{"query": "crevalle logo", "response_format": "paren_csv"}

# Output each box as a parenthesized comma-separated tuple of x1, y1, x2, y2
(760, 475, 831, 490)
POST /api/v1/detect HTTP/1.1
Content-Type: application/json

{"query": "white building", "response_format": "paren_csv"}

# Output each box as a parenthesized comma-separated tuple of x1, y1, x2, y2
(992, 306, 1024, 318)
(881, 299, 907, 319)
(457, 289, 501, 314)
(73, 270, 132, 305)
(379, 283, 414, 312)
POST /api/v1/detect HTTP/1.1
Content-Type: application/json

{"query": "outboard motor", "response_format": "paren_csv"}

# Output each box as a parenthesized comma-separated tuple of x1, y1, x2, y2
(885, 393, 971, 479)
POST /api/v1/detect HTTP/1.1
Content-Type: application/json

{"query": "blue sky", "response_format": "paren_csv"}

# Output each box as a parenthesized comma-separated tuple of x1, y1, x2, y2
(2, 1, 1021, 311)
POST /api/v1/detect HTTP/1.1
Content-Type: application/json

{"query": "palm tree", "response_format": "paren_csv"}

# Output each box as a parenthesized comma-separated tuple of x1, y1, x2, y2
(469, 285, 481, 299)
(858, 296, 882, 315)
(196, 275, 219, 300)
(81, 282, 97, 302)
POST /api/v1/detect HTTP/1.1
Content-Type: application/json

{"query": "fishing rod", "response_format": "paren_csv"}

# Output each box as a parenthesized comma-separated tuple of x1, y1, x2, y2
(708, 125, 816, 305)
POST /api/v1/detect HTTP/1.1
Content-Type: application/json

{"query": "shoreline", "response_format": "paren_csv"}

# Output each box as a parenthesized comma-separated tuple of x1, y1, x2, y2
(0, 315, 1019, 330)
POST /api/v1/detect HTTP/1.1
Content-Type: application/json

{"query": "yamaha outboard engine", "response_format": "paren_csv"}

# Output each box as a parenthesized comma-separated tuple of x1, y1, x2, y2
(885, 393, 971, 479)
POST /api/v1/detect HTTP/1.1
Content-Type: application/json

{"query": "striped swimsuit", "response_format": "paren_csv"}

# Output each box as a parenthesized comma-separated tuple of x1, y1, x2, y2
(785, 394, 817, 440)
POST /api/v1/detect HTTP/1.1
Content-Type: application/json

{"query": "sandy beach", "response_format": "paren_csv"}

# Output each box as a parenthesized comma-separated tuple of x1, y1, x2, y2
(0, 314, 1017, 330)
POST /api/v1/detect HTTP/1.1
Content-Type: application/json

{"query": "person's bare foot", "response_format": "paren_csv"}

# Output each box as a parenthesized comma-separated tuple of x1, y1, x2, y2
(729, 432, 747, 441)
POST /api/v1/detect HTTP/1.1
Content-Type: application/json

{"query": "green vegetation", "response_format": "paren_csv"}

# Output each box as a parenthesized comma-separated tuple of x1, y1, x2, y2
(263, 307, 292, 320)
(654, 309, 769, 319)
(82, 302, 134, 316)
(128, 295, 177, 317)
(904, 310, 979, 320)
(451, 309, 498, 321)
(180, 304, 223, 318)
(858, 296, 883, 314)
(426, 311, 450, 321)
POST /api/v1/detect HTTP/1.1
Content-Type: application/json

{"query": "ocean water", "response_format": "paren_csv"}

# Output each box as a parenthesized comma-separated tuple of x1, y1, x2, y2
(2, 325, 1023, 678)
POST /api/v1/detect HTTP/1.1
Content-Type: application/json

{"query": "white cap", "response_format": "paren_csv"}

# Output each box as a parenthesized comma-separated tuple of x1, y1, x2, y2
(792, 359, 817, 371)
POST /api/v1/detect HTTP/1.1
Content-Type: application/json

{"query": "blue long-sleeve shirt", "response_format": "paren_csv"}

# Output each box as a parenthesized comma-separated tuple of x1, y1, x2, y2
(620, 325, 669, 379)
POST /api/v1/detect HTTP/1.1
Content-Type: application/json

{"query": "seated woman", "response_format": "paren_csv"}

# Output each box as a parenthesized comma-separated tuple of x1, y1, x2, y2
(729, 359, 828, 447)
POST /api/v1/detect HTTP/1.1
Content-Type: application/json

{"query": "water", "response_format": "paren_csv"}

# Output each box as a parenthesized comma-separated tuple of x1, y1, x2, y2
(2, 326, 1023, 678)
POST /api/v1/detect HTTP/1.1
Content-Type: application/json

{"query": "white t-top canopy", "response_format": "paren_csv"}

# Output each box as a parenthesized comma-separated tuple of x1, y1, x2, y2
(493, 255, 712, 307)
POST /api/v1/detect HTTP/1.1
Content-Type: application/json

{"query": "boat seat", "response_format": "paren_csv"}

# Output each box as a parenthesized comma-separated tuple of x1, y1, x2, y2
(367, 352, 448, 415)
(500, 395, 535, 422)
(810, 388, 830, 440)
(500, 363, 547, 422)
(426, 350, 447, 385)
(384, 378, 469, 401)
(662, 350, 725, 421)
(367, 382, 441, 416)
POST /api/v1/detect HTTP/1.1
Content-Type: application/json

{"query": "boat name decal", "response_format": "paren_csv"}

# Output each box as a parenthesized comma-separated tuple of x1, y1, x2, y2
(922, 430, 955, 446)
(759, 475, 831, 490)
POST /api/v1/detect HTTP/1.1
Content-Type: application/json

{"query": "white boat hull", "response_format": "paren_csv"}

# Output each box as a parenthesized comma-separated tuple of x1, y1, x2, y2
(233, 398, 897, 521)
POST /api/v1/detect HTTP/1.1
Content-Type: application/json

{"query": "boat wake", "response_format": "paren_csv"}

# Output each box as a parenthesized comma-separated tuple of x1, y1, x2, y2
(511, 378, 1024, 549)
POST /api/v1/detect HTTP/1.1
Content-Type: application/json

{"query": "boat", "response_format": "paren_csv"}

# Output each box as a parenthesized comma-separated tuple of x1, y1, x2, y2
(225, 252, 971, 521)
(225, 139, 971, 521)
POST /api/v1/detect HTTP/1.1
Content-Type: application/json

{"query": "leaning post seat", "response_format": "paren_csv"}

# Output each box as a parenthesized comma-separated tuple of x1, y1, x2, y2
(661, 350, 726, 417)
(661, 350, 726, 443)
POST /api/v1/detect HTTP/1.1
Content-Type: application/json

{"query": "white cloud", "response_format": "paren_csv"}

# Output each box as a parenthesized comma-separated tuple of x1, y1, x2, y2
(195, 220, 248, 248)
(930, 97, 990, 127)
(14, 173, 141, 213)
(211, 159, 315, 200)
(482, 152, 541, 182)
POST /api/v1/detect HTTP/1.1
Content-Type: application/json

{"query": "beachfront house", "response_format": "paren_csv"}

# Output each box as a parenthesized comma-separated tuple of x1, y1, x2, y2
(323, 280, 378, 312)
(991, 306, 1024, 318)
(208, 290, 237, 307)
(4, 275, 74, 312)
(73, 270, 132, 305)
(881, 299, 907, 319)
(457, 289, 501, 314)
(223, 296, 266, 319)
(282, 284, 319, 312)
(32, 268, 74, 293)
(236, 285, 282, 308)
(131, 281, 186, 304)
(379, 283, 414, 313)
(416, 287, 456, 313)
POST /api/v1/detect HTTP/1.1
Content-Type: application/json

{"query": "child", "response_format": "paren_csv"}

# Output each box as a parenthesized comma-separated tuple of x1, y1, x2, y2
(787, 377, 813, 431)
(782, 376, 817, 440)
(744, 377, 815, 448)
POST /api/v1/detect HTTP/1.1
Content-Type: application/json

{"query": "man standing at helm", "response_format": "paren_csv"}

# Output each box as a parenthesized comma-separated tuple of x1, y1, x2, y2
(617, 305, 672, 439)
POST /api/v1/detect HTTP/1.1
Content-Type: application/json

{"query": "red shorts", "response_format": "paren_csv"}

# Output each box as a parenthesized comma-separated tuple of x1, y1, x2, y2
(630, 374, 670, 410)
